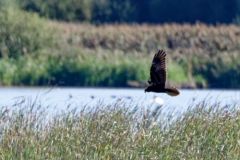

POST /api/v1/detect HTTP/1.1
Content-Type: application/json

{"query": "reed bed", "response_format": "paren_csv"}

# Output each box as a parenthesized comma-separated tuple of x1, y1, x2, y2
(54, 22, 240, 55)
(49, 22, 240, 88)
(0, 100, 239, 159)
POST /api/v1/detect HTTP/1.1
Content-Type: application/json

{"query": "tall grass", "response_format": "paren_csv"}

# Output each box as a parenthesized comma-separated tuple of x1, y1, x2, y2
(0, 100, 239, 159)
(55, 23, 240, 54)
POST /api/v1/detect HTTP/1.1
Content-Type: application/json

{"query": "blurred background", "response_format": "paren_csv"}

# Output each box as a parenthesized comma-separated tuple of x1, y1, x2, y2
(0, 0, 240, 89)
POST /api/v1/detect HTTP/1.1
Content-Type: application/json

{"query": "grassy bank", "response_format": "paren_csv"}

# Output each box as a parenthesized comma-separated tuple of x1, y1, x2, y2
(0, 8, 240, 88)
(53, 22, 240, 88)
(0, 101, 239, 159)
(0, 51, 190, 87)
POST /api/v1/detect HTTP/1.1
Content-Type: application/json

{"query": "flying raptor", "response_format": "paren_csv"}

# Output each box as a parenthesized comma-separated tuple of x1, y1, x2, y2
(145, 50, 180, 96)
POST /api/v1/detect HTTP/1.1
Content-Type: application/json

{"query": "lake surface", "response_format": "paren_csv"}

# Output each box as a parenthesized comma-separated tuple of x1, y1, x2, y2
(1, 87, 240, 115)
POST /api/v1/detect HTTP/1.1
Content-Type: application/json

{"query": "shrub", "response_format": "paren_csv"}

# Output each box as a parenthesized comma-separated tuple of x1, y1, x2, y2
(19, 0, 92, 22)
(91, 0, 136, 23)
(46, 54, 149, 87)
(0, 52, 150, 87)
(0, 8, 54, 58)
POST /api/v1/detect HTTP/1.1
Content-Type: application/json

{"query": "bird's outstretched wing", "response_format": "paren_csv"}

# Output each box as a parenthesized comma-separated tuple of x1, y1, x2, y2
(149, 50, 166, 88)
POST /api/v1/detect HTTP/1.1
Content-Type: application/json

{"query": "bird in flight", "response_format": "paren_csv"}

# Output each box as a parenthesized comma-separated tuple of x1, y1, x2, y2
(145, 50, 180, 96)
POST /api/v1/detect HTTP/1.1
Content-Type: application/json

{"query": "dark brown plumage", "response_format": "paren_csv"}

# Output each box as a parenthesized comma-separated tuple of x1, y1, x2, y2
(145, 50, 180, 96)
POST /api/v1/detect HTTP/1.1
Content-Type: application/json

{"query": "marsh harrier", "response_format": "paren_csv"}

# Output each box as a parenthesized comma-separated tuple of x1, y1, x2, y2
(145, 50, 180, 96)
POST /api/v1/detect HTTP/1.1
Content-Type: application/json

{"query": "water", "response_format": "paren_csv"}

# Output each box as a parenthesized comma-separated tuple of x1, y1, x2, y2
(1, 87, 239, 115)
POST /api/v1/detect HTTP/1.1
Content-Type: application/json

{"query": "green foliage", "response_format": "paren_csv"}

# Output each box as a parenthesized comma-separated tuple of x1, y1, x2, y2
(46, 54, 148, 87)
(0, 0, 19, 9)
(193, 74, 207, 88)
(19, 0, 92, 22)
(149, 0, 237, 23)
(17, 0, 240, 24)
(0, 57, 48, 85)
(0, 101, 240, 159)
(0, 8, 54, 58)
(0, 53, 149, 87)
(0, 58, 17, 85)
(0, 17, 239, 88)
(168, 62, 188, 85)
(194, 58, 240, 88)
(91, 0, 136, 23)
(55, 23, 240, 88)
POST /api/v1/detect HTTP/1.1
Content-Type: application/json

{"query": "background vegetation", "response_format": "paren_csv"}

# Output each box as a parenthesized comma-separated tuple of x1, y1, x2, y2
(0, 0, 239, 88)
(16, 0, 240, 24)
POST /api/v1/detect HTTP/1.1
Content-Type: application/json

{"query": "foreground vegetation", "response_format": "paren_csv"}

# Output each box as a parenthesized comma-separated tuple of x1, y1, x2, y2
(0, 100, 239, 159)
(0, 7, 240, 88)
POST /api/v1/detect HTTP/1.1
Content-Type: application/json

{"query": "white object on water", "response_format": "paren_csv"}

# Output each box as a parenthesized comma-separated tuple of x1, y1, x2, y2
(154, 96, 164, 105)
(149, 96, 164, 105)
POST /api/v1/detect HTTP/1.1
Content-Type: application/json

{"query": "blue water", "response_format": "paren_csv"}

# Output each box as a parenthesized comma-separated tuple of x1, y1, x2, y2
(1, 87, 239, 115)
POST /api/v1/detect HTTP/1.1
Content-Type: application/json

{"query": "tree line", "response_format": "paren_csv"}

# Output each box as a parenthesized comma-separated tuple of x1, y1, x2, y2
(16, 0, 239, 24)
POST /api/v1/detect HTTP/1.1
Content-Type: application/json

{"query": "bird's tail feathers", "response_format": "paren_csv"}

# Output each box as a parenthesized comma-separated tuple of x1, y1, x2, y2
(165, 87, 180, 96)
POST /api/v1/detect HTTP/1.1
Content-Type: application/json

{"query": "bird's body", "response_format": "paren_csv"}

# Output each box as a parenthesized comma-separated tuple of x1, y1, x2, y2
(145, 85, 180, 96)
(145, 50, 180, 96)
